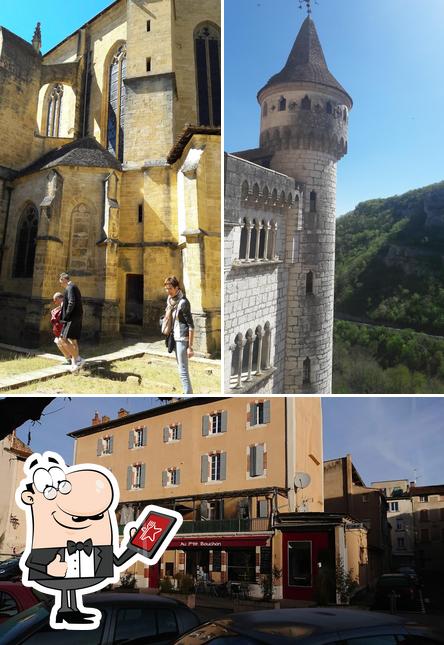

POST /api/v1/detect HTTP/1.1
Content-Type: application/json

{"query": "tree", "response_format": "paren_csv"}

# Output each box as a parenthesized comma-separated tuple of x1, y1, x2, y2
(0, 398, 55, 441)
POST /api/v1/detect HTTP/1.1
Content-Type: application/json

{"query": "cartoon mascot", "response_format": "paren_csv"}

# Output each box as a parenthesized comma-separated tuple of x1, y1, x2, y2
(16, 451, 182, 630)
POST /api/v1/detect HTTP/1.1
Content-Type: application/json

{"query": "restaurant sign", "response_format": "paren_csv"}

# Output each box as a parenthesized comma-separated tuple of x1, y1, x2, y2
(169, 535, 270, 549)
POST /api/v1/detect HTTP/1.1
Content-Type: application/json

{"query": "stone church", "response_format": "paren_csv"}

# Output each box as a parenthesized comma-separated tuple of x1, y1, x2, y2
(225, 13, 351, 393)
(0, 0, 221, 355)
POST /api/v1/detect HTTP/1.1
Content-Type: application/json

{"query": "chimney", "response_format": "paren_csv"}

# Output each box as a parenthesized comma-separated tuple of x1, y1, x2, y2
(32, 22, 42, 53)
(92, 411, 101, 426)
(118, 408, 129, 418)
(102, 415, 110, 424)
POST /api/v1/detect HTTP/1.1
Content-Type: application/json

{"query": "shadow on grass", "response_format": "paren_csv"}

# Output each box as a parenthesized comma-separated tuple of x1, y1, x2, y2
(83, 360, 142, 385)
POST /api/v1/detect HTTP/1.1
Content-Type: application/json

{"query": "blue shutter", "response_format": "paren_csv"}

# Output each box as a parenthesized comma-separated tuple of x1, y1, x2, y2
(128, 431, 134, 449)
(142, 426, 148, 446)
(97, 438, 102, 456)
(177, 424, 182, 440)
(263, 400, 271, 423)
(127, 466, 132, 490)
(163, 427, 170, 442)
(256, 444, 265, 476)
(109, 436, 114, 454)
(201, 454, 208, 482)
(162, 471, 168, 487)
(220, 452, 227, 480)
(221, 411, 227, 433)
(176, 469, 181, 485)
(200, 500, 208, 519)
(250, 446, 257, 477)
(258, 500, 268, 518)
(202, 415, 210, 436)
(250, 403, 257, 426)
(140, 464, 146, 488)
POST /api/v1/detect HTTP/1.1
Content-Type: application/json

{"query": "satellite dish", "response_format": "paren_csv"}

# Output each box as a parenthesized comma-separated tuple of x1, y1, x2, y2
(294, 472, 311, 490)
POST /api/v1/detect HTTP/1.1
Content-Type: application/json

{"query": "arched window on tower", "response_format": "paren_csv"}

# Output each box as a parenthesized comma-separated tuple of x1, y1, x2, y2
(194, 23, 221, 126)
(13, 204, 38, 278)
(310, 190, 317, 213)
(47, 84, 63, 137)
(258, 220, 266, 258)
(306, 271, 313, 295)
(278, 96, 286, 111)
(303, 357, 311, 385)
(301, 95, 311, 110)
(239, 218, 248, 260)
(326, 101, 332, 115)
(107, 44, 127, 162)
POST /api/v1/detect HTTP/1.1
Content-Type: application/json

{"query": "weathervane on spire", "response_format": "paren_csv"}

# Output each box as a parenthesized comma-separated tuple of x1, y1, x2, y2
(298, 0, 318, 16)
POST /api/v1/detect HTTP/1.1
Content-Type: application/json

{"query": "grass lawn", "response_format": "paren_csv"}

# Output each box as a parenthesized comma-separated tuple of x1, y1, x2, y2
(0, 350, 56, 377)
(7, 354, 220, 394)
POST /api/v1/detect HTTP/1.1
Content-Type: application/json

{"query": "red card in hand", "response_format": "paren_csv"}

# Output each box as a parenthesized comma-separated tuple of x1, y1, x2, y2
(128, 509, 179, 561)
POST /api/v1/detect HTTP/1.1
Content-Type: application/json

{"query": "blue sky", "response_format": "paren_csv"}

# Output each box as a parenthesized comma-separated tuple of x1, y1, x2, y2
(0, 0, 112, 53)
(11, 397, 444, 487)
(225, 0, 444, 215)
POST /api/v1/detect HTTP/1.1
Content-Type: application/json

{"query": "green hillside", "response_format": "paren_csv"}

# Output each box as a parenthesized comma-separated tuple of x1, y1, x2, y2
(335, 180, 444, 335)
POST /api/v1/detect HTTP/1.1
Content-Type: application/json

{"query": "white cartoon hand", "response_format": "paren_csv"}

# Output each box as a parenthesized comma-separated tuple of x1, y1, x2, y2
(47, 553, 67, 577)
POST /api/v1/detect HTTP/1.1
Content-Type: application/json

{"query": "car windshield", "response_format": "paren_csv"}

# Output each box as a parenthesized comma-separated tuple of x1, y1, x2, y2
(175, 623, 238, 644)
(0, 559, 19, 569)
(0, 602, 49, 639)
(378, 576, 410, 587)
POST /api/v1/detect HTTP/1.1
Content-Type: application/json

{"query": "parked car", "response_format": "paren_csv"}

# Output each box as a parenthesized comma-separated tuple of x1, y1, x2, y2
(0, 582, 41, 623)
(0, 592, 200, 644)
(372, 573, 420, 611)
(173, 608, 442, 644)
(398, 567, 420, 583)
(0, 558, 21, 581)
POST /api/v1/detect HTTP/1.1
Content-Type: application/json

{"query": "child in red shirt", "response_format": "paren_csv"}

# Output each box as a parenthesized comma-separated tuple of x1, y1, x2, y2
(51, 292, 72, 364)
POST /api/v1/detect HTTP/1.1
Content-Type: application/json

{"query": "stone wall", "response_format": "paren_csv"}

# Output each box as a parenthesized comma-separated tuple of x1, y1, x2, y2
(224, 154, 300, 391)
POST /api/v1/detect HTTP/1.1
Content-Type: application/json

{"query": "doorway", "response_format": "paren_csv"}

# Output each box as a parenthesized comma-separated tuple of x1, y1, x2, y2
(125, 274, 143, 325)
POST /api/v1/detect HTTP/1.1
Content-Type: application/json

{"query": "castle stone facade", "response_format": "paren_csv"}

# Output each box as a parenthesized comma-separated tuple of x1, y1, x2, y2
(225, 15, 352, 392)
(0, 0, 220, 354)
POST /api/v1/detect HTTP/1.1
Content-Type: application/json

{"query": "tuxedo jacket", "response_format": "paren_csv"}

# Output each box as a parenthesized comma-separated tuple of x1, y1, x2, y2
(25, 545, 133, 581)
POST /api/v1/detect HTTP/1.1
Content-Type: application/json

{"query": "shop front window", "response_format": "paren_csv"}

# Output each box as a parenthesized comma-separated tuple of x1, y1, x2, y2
(288, 541, 312, 587)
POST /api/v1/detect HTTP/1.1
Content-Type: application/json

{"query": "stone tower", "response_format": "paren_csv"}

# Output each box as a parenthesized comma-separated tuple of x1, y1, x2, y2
(257, 15, 352, 393)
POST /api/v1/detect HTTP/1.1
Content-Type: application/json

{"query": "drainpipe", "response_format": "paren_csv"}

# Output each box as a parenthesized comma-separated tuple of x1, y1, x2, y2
(0, 185, 13, 276)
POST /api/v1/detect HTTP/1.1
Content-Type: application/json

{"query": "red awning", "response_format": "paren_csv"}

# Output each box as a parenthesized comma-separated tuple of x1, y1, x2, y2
(169, 535, 271, 549)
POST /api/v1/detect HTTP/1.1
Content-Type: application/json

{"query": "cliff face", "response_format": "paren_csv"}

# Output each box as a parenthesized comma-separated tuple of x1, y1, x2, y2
(335, 181, 444, 335)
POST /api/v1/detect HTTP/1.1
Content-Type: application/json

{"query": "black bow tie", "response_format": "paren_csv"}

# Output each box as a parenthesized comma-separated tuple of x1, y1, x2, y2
(67, 539, 93, 556)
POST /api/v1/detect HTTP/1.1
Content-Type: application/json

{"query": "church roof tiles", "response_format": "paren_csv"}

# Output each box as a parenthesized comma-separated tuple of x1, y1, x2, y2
(19, 137, 122, 176)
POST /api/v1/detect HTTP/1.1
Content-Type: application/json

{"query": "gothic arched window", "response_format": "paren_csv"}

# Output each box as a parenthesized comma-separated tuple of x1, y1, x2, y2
(47, 84, 63, 137)
(13, 204, 38, 278)
(194, 23, 221, 126)
(107, 45, 127, 162)
(278, 96, 286, 111)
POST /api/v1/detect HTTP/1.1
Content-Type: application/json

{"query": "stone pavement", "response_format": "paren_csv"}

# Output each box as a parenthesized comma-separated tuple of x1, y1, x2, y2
(0, 340, 220, 391)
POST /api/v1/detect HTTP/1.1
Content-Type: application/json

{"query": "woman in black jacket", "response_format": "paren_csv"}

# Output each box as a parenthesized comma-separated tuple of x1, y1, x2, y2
(163, 276, 194, 393)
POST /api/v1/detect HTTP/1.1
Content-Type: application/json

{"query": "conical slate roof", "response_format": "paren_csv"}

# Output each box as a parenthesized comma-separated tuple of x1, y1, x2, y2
(258, 16, 352, 105)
